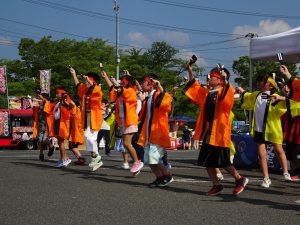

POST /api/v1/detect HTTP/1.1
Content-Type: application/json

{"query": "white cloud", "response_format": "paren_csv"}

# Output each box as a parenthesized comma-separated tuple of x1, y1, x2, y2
(152, 30, 190, 45)
(125, 30, 190, 48)
(0, 36, 14, 46)
(233, 19, 291, 44)
(125, 31, 151, 48)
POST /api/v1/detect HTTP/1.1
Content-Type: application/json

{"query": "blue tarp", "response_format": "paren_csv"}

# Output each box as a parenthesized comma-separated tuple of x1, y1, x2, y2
(232, 133, 283, 171)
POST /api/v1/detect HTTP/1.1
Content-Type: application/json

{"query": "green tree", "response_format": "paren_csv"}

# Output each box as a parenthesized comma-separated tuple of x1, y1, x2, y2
(233, 55, 297, 89)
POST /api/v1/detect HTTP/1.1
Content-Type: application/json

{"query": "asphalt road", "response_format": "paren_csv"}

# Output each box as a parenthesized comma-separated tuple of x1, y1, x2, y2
(0, 149, 299, 225)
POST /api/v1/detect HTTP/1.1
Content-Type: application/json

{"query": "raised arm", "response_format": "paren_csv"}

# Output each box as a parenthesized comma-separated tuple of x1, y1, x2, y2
(187, 64, 194, 81)
(101, 71, 114, 88)
(69, 67, 79, 86)
(151, 78, 164, 92)
(279, 65, 292, 80)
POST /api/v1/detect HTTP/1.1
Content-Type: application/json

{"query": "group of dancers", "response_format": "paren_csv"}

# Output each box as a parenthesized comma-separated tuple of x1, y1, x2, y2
(32, 60, 300, 196)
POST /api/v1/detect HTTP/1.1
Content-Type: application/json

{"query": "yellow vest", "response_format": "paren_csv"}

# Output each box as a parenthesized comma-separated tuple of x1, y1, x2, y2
(241, 91, 286, 144)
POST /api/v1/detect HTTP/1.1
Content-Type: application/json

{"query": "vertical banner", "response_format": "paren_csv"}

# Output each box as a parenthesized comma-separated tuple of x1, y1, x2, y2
(0, 66, 7, 95)
(0, 110, 10, 137)
(39, 69, 51, 95)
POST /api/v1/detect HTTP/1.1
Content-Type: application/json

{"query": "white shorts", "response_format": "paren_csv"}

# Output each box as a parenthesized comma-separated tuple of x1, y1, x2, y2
(144, 143, 166, 165)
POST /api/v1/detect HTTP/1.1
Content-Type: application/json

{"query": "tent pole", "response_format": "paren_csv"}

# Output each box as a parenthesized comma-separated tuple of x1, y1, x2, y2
(248, 53, 253, 128)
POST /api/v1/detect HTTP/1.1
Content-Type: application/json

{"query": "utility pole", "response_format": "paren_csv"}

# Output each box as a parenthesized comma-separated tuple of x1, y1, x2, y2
(114, 0, 120, 80)
(245, 32, 257, 127)
(245, 32, 256, 91)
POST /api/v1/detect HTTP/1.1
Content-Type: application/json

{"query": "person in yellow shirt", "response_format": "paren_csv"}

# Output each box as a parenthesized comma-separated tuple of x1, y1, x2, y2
(236, 75, 291, 188)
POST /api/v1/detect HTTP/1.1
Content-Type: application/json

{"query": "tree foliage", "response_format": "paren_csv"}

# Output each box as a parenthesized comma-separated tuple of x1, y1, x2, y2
(233, 55, 298, 89)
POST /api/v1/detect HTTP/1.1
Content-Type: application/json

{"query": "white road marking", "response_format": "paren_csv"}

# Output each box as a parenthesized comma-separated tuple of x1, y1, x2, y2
(174, 178, 263, 183)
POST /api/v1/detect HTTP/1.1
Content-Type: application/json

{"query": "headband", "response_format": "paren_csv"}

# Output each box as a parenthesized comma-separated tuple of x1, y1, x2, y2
(56, 89, 67, 94)
(210, 72, 222, 79)
(267, 77, 278, 89)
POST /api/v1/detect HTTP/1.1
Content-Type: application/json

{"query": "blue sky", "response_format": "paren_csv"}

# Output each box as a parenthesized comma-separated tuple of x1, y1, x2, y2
(1, 0, 300, 77)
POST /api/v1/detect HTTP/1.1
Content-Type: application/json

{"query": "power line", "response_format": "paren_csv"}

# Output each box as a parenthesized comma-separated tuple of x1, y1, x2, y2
(173, 37, 244, 49)
(0, 17, 139, 49)
(144, 0, 300, 20)
(178, 45, 248, 53)
(22, 0, 243, 37)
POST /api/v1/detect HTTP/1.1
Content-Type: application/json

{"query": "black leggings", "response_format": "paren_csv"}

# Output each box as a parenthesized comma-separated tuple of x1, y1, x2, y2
(97, 129, 111, 154)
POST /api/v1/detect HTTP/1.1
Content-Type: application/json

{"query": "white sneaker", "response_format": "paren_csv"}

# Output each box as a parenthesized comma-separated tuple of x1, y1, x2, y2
(55, 158, 71, 168)
(121, 162, 130, 170)
(55, 159, 63, 168)
(261, 177, 271, 188)
(283, 172, 292, 181)
(89, 155, 103, 172)
(62, 158, 71, 167)
(216, 173, 224, 181)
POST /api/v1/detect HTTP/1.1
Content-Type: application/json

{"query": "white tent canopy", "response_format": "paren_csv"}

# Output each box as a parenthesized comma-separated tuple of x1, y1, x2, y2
(250, 27, 300, 63)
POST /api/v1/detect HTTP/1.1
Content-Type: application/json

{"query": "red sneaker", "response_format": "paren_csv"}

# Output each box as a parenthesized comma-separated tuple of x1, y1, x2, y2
(207, 185, 223, 196)
(74, 157, 86, 166)
(291, 175, 300, 181)
(233, 177, 249, 195)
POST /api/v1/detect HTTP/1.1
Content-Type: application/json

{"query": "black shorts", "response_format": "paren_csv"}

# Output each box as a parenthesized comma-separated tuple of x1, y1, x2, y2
(253, 131, 269, 144)
(285, 141, 300, 161)
(197, 142, 232, 168)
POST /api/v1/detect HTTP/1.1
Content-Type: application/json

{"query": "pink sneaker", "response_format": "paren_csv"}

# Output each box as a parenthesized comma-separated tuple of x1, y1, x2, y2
(130, 160, 144, 173)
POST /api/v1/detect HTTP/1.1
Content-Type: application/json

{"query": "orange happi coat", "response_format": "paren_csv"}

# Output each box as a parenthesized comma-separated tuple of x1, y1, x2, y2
(290, 77, 300, 102)
(43, 100, 72, 140)
(77, 83, 103, 131)
(110, 86, 138, 127)
(32, 106, 39, 139)
(183, 79, 234, 148)
(69, 106, 84, 144)
(137, 90, 172, 148)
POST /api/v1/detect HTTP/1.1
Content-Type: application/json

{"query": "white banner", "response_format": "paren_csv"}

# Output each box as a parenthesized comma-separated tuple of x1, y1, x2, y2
(39, 69, 51, 95)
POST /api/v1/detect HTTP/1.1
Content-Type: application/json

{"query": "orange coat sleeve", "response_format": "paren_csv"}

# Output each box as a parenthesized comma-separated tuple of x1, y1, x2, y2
(291, 77, 300, 102)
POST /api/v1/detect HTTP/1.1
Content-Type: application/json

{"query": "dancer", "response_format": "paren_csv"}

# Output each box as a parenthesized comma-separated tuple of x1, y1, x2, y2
(70, 67, 104, 172)
(101, 70, 144, 175)
(42, 87, 73, 167)
(184, 63, 248, 195)
(138, 74, 174, 187)
(236, 75, 291, 188)
(69, 99, 86, 165)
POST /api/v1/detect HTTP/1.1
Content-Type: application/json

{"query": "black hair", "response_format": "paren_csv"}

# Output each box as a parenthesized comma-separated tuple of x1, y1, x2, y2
(41, 93, 50, 100)
(210, 67, 230, 80)
(102, 99, 109, 104)
(255, 74, 267, 84)
(121, 75, 136, 87)
(86, 72, 100, 85)
(73, 99, 80, 107)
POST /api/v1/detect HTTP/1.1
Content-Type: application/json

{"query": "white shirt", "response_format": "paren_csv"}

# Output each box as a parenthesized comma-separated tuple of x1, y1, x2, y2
(146, 90, 156, 141)
(254, 91, 270, 132)
(54, 102, 61, 120)
(101, 111, 110, 130)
